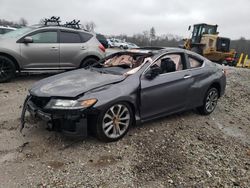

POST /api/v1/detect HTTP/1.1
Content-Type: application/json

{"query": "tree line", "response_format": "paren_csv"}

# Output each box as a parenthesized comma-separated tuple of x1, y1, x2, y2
(0, 18, 28, 28)
(231, 38, 250, 55)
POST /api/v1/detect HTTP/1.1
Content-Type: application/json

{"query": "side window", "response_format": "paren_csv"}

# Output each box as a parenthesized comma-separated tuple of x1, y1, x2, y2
(60, 31, 81, 43)
(30, 31, 57, 43)
(0, 29, 3, 34)
(154, 53, 185, 74)
(80, 32, 93, 42)
(188, 56, 203, 68)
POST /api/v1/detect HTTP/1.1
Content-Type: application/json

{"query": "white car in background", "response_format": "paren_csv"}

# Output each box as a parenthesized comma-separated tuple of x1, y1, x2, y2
(108, 38, 128, 49)
(107, 39, 115, 48)
(0, 26, 16, 35)
(127, 42, 139, 49)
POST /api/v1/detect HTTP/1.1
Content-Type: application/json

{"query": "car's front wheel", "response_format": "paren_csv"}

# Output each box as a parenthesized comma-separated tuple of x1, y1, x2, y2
(95, 102, 133, 142)
(197, 87, 219, 115)
(0, 56, 16, 83)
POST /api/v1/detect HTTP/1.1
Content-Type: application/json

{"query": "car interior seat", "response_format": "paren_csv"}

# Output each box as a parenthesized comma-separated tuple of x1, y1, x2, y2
(160, 58, 176, 73)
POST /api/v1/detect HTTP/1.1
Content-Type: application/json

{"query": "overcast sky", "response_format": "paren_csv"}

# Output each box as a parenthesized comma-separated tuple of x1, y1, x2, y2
(1, 0, 250, 39)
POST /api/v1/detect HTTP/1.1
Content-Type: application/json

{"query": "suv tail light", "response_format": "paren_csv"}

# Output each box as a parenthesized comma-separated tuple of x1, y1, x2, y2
(99, 44, 106, 53)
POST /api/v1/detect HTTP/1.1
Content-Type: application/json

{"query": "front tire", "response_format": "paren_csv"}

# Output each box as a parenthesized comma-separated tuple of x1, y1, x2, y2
(95, 102, 133, 142)
(0, 56, 16, 83)
(197, 87, 219, 115)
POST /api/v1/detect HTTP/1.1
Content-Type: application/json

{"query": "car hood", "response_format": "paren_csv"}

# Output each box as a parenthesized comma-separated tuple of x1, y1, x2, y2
(29, 69, 126, 98)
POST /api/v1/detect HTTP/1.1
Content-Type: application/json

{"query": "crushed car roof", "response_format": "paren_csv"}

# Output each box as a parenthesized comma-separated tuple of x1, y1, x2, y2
(126, 47, 186, 55)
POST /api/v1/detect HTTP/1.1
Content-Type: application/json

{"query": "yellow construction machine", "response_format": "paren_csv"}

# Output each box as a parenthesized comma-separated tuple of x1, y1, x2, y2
(182, 23, 236, 65)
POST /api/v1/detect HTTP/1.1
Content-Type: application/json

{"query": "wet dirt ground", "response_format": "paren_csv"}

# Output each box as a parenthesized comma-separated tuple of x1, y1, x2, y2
(0, 67, 249, 188)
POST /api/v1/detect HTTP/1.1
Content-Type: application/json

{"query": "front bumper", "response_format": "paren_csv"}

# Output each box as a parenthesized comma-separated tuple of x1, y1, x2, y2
(20, 96, 90, 137)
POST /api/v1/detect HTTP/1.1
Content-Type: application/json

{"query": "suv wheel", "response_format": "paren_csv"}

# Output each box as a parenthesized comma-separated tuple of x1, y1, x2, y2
(0, 56, 16, 83)
(80, 58, 99, 68)
(95, 102, 133, 142)
(197, 87, 219, 115)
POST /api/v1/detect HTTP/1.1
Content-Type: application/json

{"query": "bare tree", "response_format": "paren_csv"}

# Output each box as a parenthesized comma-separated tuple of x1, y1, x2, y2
(150, 27, 156, 41)
(19, 18, 28, 26)
(39, 18, 46, 25)
(83, 21, 96, 32)
(0, 19, 14, 26)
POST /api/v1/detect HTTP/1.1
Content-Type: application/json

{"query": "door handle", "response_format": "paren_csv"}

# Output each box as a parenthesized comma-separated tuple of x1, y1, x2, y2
(184, 75, 192, 79)
(81, 46, 86, 50)
(51, 47, 58, 51)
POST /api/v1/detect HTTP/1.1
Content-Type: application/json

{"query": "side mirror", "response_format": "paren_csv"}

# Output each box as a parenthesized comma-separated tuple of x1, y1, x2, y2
(188, 25, 191, 31)
(145, 66, 161, 80)
(23, 36, 33, 43)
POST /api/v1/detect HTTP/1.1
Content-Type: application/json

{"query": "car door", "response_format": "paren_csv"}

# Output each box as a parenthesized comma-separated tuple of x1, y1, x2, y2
(140, 53, 193, 120)
(20, 29, 59, 69)
(59, 30, 86, 69)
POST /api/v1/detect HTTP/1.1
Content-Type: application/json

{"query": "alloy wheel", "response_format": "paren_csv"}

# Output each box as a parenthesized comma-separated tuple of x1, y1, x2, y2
(205, 89, 218, 113)
(102, 104, 131, 139)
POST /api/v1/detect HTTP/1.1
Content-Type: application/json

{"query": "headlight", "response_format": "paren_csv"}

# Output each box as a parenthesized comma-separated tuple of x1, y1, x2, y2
(45, 98, 97, 110)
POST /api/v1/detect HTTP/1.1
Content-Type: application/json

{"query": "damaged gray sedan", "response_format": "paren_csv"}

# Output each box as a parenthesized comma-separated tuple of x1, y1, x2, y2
(21, 47, 226, 142)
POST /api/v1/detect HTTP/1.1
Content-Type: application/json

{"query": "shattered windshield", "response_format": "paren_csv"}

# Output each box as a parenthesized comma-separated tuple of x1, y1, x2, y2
(91, 52, 152, 75)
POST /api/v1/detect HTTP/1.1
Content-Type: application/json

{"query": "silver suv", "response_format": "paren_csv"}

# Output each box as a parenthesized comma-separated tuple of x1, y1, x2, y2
(0, 25, 105, 82)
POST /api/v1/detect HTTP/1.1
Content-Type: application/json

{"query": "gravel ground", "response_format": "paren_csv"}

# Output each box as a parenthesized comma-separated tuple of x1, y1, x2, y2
(0, 67, 249, 188)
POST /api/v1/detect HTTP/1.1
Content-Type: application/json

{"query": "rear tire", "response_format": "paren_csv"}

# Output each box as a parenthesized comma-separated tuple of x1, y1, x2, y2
(197, 87, 219, 115)
(80, 57, 99, 68)
(94, 102, 133, 142)
(0, 56, 16, 83)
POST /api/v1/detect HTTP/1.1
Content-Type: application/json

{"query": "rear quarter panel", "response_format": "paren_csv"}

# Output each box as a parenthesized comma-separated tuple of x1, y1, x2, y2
(75, 37, 105, 67)
(60, 36, 105, 68)
(187, 61, 226, 108)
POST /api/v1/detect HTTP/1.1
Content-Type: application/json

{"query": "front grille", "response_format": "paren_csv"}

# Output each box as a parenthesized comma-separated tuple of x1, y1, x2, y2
(30, 95, 50, 109)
